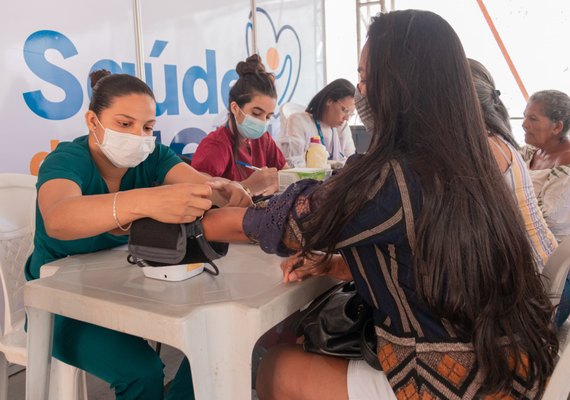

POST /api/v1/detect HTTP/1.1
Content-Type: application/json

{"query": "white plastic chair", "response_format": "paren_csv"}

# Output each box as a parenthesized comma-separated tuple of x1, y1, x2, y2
(279, 102, 306, 128)
(278, 102, 308, 167)
(541, 237, 570, 312)
(0, 173, 88, 400)
(540, 237, 570, 399)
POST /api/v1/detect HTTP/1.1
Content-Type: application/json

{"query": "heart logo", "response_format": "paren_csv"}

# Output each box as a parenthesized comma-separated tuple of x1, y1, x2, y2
(246, 7, 302, 113)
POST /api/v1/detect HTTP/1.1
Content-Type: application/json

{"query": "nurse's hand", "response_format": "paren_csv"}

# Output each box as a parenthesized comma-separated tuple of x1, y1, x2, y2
(145, 183, 213, 223)
(207, 178, 253, 207)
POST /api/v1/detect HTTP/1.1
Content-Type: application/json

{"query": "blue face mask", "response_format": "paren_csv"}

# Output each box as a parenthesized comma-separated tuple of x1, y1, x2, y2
(236, 108, 269, 139)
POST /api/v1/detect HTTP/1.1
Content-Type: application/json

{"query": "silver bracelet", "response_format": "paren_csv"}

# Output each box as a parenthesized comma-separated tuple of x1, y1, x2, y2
(112, 192, 132, 232)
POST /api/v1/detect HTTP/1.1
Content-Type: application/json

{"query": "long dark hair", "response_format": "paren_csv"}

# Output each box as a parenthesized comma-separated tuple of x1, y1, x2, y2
(89, 70, 155, 116)
(468, 59, 519, 149)
(302, 10, 557, 396)
(305, 78, 355, 121)
(228, 54, 277, 158)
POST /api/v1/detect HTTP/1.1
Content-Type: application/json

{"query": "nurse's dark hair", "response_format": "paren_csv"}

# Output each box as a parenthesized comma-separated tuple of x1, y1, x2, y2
(228, 54, 277, 155)
(306, 78, 356, 121)
(88, 69, 155, 116)
(529, 89, 570, 138)
(302, 10, 557, 396)
(468, 59, 519, 149)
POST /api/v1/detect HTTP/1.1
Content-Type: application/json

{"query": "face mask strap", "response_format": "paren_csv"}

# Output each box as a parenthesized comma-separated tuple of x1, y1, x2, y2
(91, 114, 105, 146)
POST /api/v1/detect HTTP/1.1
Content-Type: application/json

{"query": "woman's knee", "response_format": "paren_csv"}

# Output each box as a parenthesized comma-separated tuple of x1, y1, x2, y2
(256, 344, 306, 399)
(256, 344, 350, 400)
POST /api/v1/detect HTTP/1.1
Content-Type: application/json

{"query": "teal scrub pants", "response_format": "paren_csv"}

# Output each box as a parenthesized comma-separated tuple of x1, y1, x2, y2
(52, 315, 195, 400)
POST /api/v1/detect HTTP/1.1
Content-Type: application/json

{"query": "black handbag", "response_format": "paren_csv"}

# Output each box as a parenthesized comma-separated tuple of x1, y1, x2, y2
(127, 217, 228, 276)
(297, 281, 382, 370)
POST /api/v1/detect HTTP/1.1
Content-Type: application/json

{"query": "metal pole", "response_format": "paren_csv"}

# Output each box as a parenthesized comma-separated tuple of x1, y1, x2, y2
(132, 0, 145, 80)
(251, 0, 258, 54)
(356, 0, 361, 66)
(322, 0, 327, 83)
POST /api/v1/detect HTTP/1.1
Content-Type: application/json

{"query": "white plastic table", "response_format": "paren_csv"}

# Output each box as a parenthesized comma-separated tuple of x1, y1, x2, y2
(24, 244, 337, 400)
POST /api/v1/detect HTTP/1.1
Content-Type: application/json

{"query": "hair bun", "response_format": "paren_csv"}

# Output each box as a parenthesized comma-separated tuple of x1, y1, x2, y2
(235, 54, 267, 77)
(89, 69, 112, 89)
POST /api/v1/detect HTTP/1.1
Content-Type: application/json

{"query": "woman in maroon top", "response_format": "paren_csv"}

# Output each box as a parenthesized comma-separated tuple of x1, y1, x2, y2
(192, 55, 287, 196)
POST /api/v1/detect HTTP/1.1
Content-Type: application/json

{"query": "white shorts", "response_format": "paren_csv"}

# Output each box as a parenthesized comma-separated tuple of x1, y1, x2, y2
(347, 359, 397, 400)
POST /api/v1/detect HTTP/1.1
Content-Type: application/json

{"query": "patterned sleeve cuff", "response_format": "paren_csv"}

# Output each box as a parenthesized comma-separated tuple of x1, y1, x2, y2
(242, 179, 320, 256)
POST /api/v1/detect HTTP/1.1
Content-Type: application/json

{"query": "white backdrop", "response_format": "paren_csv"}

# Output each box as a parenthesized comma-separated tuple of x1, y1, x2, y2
(0, 0, 325, 174)
(391, 0, 570, 143)
(0, 0, 136, 175)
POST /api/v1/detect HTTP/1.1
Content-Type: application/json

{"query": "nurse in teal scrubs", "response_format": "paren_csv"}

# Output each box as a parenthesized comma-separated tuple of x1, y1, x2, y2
(25, 69, 251, 399)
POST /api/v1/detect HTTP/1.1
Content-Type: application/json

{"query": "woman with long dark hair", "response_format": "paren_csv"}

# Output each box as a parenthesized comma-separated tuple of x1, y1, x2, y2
(202, 10, 558, 399)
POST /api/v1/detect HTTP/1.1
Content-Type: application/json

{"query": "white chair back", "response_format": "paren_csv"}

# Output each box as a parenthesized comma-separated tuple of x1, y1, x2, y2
(0, 174, 88, 400)
(539, 238, 570, 398)
(0, 173, 36, 336)
(541, 237, 570, 308)
(279, 102, 306, 128)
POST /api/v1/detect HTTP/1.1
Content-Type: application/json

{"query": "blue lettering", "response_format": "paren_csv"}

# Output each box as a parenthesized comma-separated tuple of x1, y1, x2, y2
(22, 30, 83, 120)
(155, 65, 179, 116)
(169, 127, 207, 156)
(221, 69, 238, 110)
(152, 130, 162, 144)
(182, 49, 218, 115)
(22, 33, 255, 121)
(145, 41, 179, 116)
(86, 60, 135, 98)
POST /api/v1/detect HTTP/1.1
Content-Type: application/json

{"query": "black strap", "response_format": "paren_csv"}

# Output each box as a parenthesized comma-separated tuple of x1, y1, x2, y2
(203, 261, 220, 276)
(185, 219, 225, 261)
(360, 318, 382, 370)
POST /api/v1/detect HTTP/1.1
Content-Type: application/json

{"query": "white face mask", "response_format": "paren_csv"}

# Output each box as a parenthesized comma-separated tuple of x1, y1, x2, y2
(93, 116, 156, 168)
(235, 107, 269, 140)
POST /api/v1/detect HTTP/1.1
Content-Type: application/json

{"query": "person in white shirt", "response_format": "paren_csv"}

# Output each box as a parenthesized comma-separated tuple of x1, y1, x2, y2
(279, 79, 356, 167)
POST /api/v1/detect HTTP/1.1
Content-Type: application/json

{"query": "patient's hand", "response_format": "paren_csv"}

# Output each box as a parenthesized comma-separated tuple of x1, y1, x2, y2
(280, 253, 353, 283)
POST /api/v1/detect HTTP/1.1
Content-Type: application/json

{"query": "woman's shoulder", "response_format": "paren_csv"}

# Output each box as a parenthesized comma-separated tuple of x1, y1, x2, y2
(204, 124, 232, 141)
(44, 135, 91, 164)
(195, 125, 233, 151)
(555, 144, 570, 166)
(37, 136, 94, 187)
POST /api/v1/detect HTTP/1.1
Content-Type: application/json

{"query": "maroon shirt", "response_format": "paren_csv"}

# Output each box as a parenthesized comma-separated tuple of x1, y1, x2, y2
(192, 125, 286, 181)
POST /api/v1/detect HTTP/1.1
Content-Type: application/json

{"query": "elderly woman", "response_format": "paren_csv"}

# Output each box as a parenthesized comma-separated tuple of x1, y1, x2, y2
(521, 89, 570, 326)
(521, 90, 570, 241)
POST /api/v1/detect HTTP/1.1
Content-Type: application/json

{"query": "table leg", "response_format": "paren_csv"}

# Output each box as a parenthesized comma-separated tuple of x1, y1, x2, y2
(182, 307, 258, 400)
(25, 307, 54, 400)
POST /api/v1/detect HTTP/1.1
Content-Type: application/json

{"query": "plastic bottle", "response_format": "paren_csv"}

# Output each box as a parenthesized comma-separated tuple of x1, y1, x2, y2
(305, 136, 329, 168)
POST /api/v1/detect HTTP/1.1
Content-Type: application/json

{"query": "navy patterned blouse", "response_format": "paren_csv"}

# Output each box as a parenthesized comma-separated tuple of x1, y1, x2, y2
(243, 159, 538, 400)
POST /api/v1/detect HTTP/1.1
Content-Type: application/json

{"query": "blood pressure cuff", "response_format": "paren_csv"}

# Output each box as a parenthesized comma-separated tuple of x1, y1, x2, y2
(127, 218, 228, 275)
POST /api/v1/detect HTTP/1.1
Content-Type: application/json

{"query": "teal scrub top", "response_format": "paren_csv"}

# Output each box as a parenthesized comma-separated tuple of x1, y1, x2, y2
(25, 135, 182, 281)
